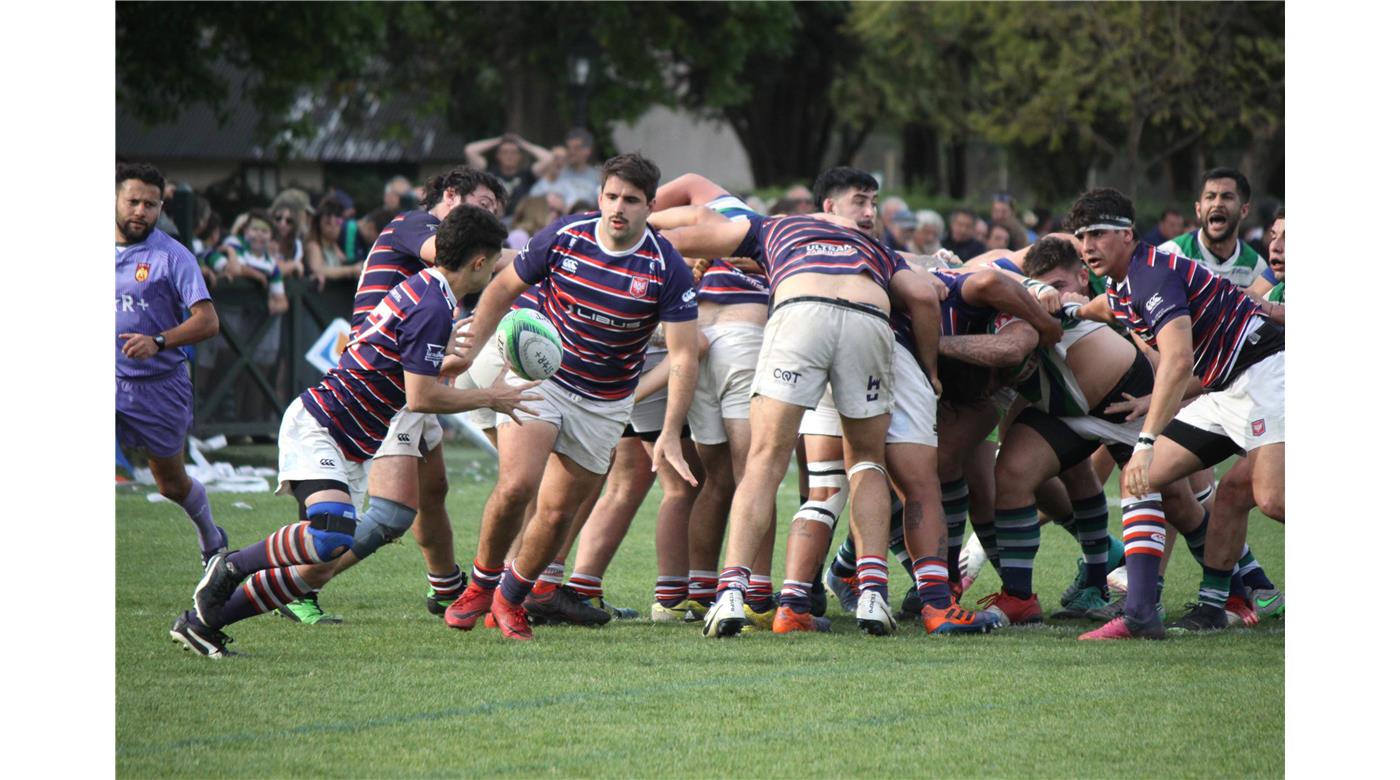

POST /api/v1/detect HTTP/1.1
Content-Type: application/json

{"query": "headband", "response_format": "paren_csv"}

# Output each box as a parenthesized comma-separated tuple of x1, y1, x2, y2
(1073, 215, 1133, 237)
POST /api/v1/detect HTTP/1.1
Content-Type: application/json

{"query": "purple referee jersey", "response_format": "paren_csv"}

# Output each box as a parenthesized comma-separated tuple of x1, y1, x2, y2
(352, 210, 440, 328)
(302, 269, 455, 461)
(1107, 242, 1265, 391)
(511, 213, 698, 401)
(115, 228, 211, 378)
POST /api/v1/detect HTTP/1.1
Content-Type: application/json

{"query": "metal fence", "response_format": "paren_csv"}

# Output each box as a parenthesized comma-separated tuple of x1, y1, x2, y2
(192, 277, 355, 438)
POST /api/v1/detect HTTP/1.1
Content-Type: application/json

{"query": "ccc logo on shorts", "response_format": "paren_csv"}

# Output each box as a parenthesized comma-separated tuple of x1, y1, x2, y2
(772, 369, 803, 384)
(397, 433, 411, 443)
(318, 458, 336, 468)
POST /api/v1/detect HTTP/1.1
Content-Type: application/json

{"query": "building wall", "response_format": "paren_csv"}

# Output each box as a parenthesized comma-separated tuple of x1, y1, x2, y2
(611, 106, 754, 193)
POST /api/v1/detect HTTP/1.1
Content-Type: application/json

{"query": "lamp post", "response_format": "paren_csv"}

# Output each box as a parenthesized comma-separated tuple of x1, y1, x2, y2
(566, 37, 596, 129)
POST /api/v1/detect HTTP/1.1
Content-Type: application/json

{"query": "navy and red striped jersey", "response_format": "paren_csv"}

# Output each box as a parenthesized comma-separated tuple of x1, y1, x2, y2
(1106, 242, 1264, 391)
(302, 269, 455, 461)
(511, 213, 698, 401)
(695, 196, 771, 306)
(351, 210, 440, 328)
(734, 215, 909, 292)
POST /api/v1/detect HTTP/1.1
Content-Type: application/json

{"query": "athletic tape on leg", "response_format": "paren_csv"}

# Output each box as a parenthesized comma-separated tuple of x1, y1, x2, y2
(794, 460, 848, 528)
(350, 497, 419, 559)
(305, 502, 357, 560)
(847, 461, 888, 480)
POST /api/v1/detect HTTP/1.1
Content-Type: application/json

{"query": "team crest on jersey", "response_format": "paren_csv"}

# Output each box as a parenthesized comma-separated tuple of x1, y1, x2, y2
(629, 276, 650, 298)
(134, 263, 150, 282)
(1251, 419, 1266, 436)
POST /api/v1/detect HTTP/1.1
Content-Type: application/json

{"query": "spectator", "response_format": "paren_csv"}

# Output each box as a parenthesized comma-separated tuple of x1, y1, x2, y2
(944, 208, 987, 261)
(528, 127, 601, 206)
(911, 209, 945, 254)
(383, 175, 414, 212)
(464, 132, 552, 219)
(986, 223, 1012, 251)
(267, 197, 307, 279)
(768, 197, 805, 216)
(1141, 207, 1186, 246)
(783, 184, 816, 214)
(507, 196, 560, 250)
(194, 208, 225, 290)
(974, 217, 990, 244)
(1265, 207, 1285, 301)
(213, 209, 290, 424)
(566, 198, 596, 216)
(305, 196, 364, 287)
(880, 197, 916, 252)
(990, 192, 1029, 250)
(156, 179, 181, 238)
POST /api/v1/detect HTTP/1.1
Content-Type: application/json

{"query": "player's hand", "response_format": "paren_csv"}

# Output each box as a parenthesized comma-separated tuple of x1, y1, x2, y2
(1104, 392, 1152, 421)
(652, 430, 698, 486)
(450, 318, 477, 365)
(1061, 291, 1090, 305)
(118, 333, 158, 360)
(1034, 319, 1063, 349)
(725, 257, 763, 275)
(489, 375, 542, 426)
(690, 257, 712, 284)
(928, 271, 949, 301)
(931, 248, 959, 269)
(1034, 286, 1062, 315)
(928, 372, 942, 398)
(1123, 448, 1154, 498)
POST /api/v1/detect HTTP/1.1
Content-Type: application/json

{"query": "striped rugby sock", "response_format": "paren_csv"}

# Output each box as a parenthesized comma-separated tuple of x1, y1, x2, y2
(717, 566, 751, 596)
(746, 575, 774, 611)
(1198, 566, 1232, 609)
(1122, 493, 1167, 623)
(228, 521, 321, 574)
(499, 562, 535, 605)
(994, 506, 1039, 598)
(1236, 545, 1275, 591)
(779, 580, 813, 613)
(688, 570, 718, 605)
(856, 556, 889, 602)
(974, 522, 1002, 574)
(427, 565, 464, 601)
(913, 556, 953, 609)
(942, 479, 969, 581)
(565, 572, 603, 600)
(213, 566, 314, 628)
(532, 559, 566, 596)
(832, 536, 859, 579)
(655, 576, 688, 607)
(469, 559, 504, 591)
(1072, 493, 1111, 590)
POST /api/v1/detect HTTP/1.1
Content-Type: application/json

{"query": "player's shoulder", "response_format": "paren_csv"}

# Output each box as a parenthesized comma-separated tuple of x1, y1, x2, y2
(145, 229, 198, 266)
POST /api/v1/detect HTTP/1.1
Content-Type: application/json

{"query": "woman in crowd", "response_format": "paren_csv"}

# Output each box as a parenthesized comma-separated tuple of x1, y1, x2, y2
(305, 196, 364, 286)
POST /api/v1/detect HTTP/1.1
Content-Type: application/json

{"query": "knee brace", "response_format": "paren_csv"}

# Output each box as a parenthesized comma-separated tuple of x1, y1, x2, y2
(794, 460, 848, 529)
(305, 501, 358, 561)
(350, 497, 419, 560)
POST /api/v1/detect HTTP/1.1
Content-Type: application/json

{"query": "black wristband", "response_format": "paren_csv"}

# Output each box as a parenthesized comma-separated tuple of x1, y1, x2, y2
(153, 334, 167, 351)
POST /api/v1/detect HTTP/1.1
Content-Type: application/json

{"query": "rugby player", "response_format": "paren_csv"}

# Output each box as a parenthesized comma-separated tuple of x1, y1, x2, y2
(115, 162, 227, 566)
(1066, 189, 1285, 639)
(445, 153, 700, 641)
(173, 206, 536, 657)
(1160, 168, 1276, 299)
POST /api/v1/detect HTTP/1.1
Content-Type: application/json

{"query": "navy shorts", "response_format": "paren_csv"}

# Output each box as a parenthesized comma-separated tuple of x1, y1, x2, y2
(116, 368, 194, 459)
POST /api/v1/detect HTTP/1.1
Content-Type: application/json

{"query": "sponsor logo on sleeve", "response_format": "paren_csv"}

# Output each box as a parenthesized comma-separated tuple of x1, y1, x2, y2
(425, 343, 445, 368)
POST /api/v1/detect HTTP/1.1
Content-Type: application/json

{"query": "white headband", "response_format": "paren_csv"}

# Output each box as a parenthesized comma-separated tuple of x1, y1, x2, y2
(1073, 215, 1133, 237)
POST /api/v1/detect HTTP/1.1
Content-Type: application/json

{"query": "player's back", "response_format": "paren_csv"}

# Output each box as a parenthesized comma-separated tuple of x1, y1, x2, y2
(352, 210, 441, 328)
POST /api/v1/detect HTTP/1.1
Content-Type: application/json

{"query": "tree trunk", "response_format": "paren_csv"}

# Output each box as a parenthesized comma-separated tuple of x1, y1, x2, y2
(902, 123, 941, 194)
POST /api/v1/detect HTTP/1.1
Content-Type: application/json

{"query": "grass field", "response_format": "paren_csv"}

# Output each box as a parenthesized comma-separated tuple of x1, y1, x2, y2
(116, 443, 1283, 778)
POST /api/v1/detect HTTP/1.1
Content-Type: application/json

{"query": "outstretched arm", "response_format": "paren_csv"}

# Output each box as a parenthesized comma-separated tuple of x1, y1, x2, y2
(654, 172, 730, 211)
(661, 220, 750, 261)
(961, 268, 1063, 347)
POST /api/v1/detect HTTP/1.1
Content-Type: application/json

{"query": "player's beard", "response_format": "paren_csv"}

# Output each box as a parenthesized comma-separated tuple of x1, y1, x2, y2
(1204, 209, 1240, 242)
(118, 218, 154, 244)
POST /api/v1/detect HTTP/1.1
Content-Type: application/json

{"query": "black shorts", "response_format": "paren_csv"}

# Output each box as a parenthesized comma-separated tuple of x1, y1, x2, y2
(621, 423, 691, 443)
(1013, 407, 1134, 471)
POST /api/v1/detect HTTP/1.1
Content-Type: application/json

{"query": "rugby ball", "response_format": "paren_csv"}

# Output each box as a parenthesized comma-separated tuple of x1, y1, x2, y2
(496, 309, 563, 381)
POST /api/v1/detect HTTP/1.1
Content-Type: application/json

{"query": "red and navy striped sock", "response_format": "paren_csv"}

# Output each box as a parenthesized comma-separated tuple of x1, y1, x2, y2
(655, 576, 688, 607)
(688, 570, 718, 606)
(499, 562, 535, 606)
(1122, 494, 1167, 623)
(212, 566, 314, 628)
(913, 556, 953, 609)
(427, 565, 464, 602)
(469, 559, 504, 591)
(532, 559, 566, 596)
(746, 575, 774, 611)
(717, 566, 750, 597)
(856, 556, 889, 602)
(779, 579, 812, 613)
(228, 522, 322, 574)
(565, 572, 603, 600)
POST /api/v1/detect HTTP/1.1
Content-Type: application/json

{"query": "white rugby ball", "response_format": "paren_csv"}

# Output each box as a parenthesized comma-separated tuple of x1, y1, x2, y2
(495, 309, 563, 381)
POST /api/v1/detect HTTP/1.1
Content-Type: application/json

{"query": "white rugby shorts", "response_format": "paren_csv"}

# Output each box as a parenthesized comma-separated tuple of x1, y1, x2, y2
(798, 344, 936, 447)
(1174, 351, 1285, 451)
(750, 298, 895, 419)
(687, 322, 764, 445)
(372, 409, 443, 460)
(275, 398, 368, 510)
(495, 374, 634, 476)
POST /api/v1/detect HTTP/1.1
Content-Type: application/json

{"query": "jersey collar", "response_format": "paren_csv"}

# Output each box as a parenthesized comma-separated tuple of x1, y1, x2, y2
(1194, 228, 1240, 266)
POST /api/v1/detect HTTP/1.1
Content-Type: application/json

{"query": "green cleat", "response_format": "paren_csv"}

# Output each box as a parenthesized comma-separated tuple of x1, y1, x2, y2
(1087, 595, 1167, 623)
(1059, 559, 1090, 607)
(277, 593, 344, 625)
(424, 586, 463, 617)
(587, 595, 640, 620)
(1250, 587, 1285, 619)
(1051, 585, 1112, 619)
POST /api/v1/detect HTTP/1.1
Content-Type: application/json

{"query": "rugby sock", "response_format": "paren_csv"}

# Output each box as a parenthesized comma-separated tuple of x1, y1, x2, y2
(717, 566, 751, 596)
(427, 565, 464, 602)
(180, 479, 223, 554)
(913, 556, 953, 609)
(655, 576, 688, 607)
(832, 537, 859, 579)
(1236, 545, 1275, 591)
(688, 570, 718, 605)
(565, 572, 603, 600)
(1049, 512, 1077, 538)
(532, 559, 566, 596)
(227, 522, 321, 574)
(856, 556, 890, 602)
(746, 575, 774, 612)
(211, 566, 314, 628)
(470, 559, 504, 592)
(1198, 566, 1232, 609)
(973, 522, 1002, 574)
(1194, 482, 1215, 506)
(499, 562, 535, 606)
(1157, 575, 1166, 605)
(779, 580, 813, 613)
(942, 479, 970, 580)
(886, 498, 917, 579)
(1072, 494, 1111, 590)
(994, 506, 1039, 598)
(1183, 512, 1210, 566)
(1122, 494, 1167, 624)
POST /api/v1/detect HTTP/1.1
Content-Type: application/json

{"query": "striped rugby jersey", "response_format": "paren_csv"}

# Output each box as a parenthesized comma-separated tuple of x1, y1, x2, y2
(1107, 242, 1264, 391)
(351, 210, 440, 328)
(511, 213, 698, 401)
(301, 268, 455, 461)
(733, 215, 908, 292)
(695, 195, 771, 306)
(887, 268, 997, 356)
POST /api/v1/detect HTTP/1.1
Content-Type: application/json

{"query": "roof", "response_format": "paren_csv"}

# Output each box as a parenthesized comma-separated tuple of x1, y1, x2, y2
(116, 71, 465, 164)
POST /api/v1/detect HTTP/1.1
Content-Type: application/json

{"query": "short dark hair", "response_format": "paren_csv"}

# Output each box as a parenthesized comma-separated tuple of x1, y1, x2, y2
(1065, 188, 1136, 237)
(601, 152, 662, 201)
(1159, 207, 1183, 221)
(434, 205, 507, 272)
(949, 207, 978, 221)
(1273, 206, 1284, 222)
(1022, 236, 1083, 278)
(812, 166, 878, 206)
(1200, 167, 1252, 203)
(565, 127, 594, 147)
(422, 166, 508, 211)
(117, 162, 165, 195)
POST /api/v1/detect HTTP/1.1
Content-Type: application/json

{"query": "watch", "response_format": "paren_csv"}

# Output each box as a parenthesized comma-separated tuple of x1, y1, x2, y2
(153, 334, 167, 351)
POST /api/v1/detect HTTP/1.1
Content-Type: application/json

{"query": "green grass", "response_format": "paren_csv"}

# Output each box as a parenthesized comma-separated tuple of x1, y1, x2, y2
(117, 444, 1282, 778)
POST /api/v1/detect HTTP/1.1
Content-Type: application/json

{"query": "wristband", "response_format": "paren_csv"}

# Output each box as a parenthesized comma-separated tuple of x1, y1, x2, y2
(1133, 433, 1155, 453)
(153, 334, 167, 351)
